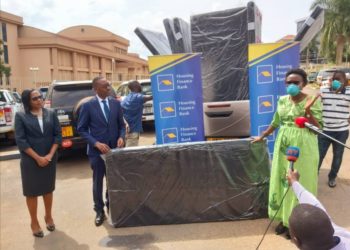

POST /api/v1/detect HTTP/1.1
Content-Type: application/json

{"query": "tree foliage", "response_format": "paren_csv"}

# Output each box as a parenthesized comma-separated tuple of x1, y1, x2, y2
(311, 0, 350, 64)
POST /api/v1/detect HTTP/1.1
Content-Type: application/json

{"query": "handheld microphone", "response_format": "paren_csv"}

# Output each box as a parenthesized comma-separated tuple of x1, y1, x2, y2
(295, 117, 350, 150)
(286, 146, 300, 171)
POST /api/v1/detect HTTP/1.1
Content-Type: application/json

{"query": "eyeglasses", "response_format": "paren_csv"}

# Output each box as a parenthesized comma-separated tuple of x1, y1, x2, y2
(31, 95, 43, 101)
(286, 81, 300, 85)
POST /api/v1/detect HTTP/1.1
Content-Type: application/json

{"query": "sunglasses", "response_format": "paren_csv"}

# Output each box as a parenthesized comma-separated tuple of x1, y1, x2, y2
(286, 81, 300, 85)
(31, 95, 43, 101)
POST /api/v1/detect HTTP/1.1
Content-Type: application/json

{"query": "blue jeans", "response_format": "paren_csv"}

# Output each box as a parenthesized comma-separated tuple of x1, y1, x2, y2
(89, 156, 109, 213)
(318, 130, 349, 180)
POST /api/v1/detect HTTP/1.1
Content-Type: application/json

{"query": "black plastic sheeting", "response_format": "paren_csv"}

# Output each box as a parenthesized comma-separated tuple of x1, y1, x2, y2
(105, 139, 270, 228)
(134, 27, 172, 55)
(164, 18, 192, 53)
(294, 5, 324, 52)
(191, 3, 259, 102)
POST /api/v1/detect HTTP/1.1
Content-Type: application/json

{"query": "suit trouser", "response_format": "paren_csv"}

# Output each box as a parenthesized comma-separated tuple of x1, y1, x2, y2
(89, 155, 109, 213)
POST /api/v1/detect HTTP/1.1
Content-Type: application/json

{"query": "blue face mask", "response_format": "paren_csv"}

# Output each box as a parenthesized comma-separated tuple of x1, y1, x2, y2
(287, 84, 300, 96)
(331, 80, 341, 90)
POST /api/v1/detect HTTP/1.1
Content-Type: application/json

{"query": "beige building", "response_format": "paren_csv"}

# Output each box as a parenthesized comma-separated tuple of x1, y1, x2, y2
(0, 11, 149, 92)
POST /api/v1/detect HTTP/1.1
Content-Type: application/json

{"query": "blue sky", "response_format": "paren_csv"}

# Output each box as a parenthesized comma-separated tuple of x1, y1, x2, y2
(2, 0, 315, 58)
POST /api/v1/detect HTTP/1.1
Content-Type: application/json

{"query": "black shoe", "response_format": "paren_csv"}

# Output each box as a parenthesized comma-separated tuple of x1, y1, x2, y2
(285, 228, 291, 239)
(95, 212, 105, 227)
(33, 230, 44, 238)
(46, 224, 55, 232)
(328, 178, 336, 188)
(275, 222, 287, 235)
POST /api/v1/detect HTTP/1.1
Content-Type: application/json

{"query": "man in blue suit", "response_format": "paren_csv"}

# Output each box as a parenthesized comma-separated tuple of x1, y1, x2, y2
(78, 76, 125, 226)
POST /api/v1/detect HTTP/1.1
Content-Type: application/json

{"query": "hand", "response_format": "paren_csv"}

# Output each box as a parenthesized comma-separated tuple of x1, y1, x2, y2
(251, 136, 264, 143)
(94, 142, 111, 154)
(286, 169, 300, 186)
(44, 154, 53, 162)
(36, 156, 50, 167)
(117, 138, 124, 148)
(305, 94, 320, 114)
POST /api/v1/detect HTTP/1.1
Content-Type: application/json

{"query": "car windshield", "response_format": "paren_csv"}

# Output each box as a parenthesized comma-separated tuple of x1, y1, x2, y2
(0, 91, 6, 103)
(319, 71, 335, 79)
(141, 83, 152, 95)
(52, 84, 94, 108)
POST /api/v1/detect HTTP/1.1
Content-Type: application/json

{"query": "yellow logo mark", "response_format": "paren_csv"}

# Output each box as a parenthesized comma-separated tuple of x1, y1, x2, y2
(162, 80, 172, 85)
(262, 101, 272, 107)
(167, 133, 176, 139)
(164, 107, 175, 112)
(261, 71, 271, 77)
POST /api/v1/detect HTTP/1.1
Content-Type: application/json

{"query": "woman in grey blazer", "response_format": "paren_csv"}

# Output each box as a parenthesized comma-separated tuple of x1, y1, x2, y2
(15, 89, 62, 238)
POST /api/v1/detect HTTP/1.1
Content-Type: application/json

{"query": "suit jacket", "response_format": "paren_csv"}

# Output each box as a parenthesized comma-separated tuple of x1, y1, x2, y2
(15, 108, 62, 155)
(77, 96, 126, 157)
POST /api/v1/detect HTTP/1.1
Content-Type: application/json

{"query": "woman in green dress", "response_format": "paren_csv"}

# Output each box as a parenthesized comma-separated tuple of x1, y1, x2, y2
(253, 68, 322, 238)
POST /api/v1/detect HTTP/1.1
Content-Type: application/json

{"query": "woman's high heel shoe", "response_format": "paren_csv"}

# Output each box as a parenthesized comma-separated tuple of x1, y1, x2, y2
(33, 231, 44, 238)
(44, 216, 55, 232)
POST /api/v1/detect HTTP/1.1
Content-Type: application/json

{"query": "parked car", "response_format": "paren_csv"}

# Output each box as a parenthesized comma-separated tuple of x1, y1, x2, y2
(39, 86, 49, 100)
(317, 68, 350, 86)
(116, 79, 154, 123)
(0, 89, 23, 142)
(12, 91, 22, 103)
(307, 71, 318, 83)
(44, 80, 116, 151)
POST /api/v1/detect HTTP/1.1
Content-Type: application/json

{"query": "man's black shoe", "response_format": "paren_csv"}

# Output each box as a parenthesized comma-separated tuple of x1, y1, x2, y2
(95, 212, 105, 227)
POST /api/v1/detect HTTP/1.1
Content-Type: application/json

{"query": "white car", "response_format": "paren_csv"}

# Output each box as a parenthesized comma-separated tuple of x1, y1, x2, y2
(116, 79, 154, 122)
(0, 89, 23, 141)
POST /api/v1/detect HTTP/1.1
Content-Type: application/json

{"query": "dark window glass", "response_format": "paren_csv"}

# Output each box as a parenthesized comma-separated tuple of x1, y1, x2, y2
(141, 82, 152, 95)
(52, 84, 94, 108)
(2, 23, 7, 42)
(3, 45, 9, 64)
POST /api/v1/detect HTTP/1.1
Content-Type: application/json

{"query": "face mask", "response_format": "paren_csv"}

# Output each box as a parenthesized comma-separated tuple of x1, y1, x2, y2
(331, 80, 341, 90)
(287, 84, 300, 96)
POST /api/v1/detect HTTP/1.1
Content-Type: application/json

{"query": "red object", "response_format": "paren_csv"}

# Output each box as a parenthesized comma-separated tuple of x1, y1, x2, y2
(4, 107, 12, 123)
(295, 117, 308, 128)
(61, 139, 73, 148)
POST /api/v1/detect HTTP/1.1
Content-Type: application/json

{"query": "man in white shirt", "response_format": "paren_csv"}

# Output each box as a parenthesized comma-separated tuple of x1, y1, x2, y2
(287, 170, 350, 249)
(318, 70, 350, 187)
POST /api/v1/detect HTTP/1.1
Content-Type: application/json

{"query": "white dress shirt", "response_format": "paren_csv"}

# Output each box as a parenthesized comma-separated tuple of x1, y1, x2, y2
(96, 95, 110, 121)
(292, 181, 350, 249)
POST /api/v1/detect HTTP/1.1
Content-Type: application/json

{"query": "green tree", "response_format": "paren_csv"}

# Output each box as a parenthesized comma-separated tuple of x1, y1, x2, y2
(311, 0, 350, 64)
(0, 39, 11, 85)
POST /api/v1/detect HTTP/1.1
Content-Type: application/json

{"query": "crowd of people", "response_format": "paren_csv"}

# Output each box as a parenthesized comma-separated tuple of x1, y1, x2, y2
(14, 70, 349, 248)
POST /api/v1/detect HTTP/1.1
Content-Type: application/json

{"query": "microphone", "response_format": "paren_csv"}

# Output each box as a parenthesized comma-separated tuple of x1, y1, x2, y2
(295, 117, 350, 150)
(286, 146, 300, 171)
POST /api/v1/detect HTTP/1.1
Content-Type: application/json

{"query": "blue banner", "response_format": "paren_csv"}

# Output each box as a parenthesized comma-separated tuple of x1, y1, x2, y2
(249, 42, 300, 155)
(149, 54, 205, 144)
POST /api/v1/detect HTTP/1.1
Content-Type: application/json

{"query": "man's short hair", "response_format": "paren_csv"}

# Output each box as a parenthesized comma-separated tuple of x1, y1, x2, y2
(128, 80, 140, 91)
(289, 204, 334, 249)
(92, 76, 105, 88)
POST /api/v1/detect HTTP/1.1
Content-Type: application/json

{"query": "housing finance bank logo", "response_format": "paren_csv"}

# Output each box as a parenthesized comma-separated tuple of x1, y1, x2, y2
(157, 74, 175, 91)
(160, 102, 176, 118)
(258, 95, 274, 114)
(257, 65, 273, 84)
(162, 128, 178, 144)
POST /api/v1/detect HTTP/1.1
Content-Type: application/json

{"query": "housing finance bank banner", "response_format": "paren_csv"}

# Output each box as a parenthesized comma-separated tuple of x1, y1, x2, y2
(149, 54, 205, 144)
(249, 42, 300, 155)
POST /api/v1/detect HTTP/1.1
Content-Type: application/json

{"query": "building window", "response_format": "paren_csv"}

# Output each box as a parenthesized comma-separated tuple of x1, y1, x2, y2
(3, 45, 9, 64)
(2, 23, 7, 42)
(6, 76, 10, 85)
(118, 74, 122, 81)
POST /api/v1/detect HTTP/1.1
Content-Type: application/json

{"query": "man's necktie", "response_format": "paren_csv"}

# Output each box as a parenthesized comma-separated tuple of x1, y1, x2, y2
(101, 100, 110, 122)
